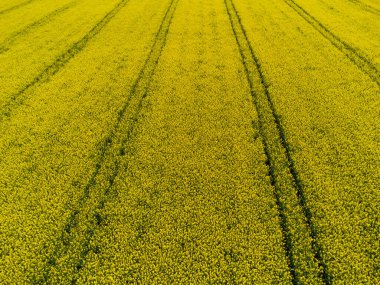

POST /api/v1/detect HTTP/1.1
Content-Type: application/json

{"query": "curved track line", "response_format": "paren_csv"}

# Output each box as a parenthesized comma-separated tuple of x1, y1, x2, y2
(0, 1, 78, 54)
(35, 0, 179, 283)
(225, 0, 332, 283)
(0, 0, 130, 121)
(285, 0, 380, 88)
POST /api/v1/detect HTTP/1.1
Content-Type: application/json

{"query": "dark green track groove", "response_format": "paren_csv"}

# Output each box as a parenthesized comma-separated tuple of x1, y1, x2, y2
(285, 0, 380, 88)
(0, 0, 131, 121)
(35, 0, 179, 283)
(0, 1, 78, 54)
(225, 0, 332, 283)
(347, 0, 380, 16)
(0, 0, 38, 16)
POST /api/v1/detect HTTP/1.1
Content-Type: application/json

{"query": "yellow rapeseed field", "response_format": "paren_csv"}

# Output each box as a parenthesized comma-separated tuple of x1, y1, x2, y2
(0, 0, 379, 284)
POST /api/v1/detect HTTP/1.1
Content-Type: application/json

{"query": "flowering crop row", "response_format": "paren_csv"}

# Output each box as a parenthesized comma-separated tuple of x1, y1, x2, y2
(0, 0, 378, 283)
(0, 0, 174, 282)
(232, 0, 380, 283)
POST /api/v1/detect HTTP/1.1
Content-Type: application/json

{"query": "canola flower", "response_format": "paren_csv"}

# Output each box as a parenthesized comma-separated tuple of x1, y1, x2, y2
(0, 0, 379, 283)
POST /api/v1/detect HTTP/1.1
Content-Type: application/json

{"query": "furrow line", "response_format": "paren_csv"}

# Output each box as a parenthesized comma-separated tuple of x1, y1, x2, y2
(284, 0, 380, 88)
(225, 0, 331, 283)
(36, 0, 179, 283)
(0, 1, 78, 54)
(0, 0, 38, 16)
(347, 0, 380, 16)
(0, 0, 130, 121)
(70, 90, 148, 285)
(224, 0, 299, 282)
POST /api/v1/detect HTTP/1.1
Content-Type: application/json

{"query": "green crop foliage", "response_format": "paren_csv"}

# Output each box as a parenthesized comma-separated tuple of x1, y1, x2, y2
(0, 0, 379, 284)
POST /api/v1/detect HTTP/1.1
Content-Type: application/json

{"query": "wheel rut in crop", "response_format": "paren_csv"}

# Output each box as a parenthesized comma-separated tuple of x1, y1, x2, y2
(285, 0, 380, 88)
(224, 0, 332, 284)
(0, 0, 131, 121)
(0, 0, 38, 16)
(347, 0, 380, 16)
(0, 1, 78, 54)
(35, 0, 179, 283)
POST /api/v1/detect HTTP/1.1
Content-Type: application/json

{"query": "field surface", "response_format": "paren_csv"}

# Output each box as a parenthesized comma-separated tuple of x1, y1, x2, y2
(0, 0, 379, 284)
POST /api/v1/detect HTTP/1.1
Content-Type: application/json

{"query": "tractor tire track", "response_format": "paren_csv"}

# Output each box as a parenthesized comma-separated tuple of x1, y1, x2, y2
(0, 0, 38, 16)
(224, 0, 331, 284)
(0, 1, 78, 54)
(285, 0, 380, 88)
(347, 0, 380, 16)
(35, 0, 179, 283)
(0, 0, 130, 121)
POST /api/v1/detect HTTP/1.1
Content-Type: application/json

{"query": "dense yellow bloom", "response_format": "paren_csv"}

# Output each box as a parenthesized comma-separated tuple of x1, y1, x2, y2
(0, 0, 378, 283)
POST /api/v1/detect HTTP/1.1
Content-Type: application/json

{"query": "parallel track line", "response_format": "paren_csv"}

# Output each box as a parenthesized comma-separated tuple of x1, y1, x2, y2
(225, 0, 332, 283)
(285, 0, 380, 88)
(0, 1, 78, 54)
(0, 0, 131, 121)
(347, 0, 380, 16)
(0, 0, 38, 16)
(35, 0, 179, 283)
